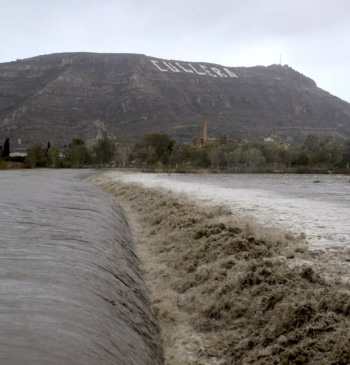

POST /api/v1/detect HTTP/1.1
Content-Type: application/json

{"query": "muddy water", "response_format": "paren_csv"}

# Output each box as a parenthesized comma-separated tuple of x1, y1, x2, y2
(103, 171, 350, 250)
(0, 170, 163, 365)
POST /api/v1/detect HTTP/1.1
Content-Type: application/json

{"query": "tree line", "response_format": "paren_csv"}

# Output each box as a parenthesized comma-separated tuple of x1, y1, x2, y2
(0, 137, 123, 168)
(130, 133, 350, 172)
(1, 133, 350, 172)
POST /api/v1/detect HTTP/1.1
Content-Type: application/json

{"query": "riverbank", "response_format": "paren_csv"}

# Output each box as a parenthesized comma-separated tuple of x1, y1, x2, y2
(89, 173, 350, 365)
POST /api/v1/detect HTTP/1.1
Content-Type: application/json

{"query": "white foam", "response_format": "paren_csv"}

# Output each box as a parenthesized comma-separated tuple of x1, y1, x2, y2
(105, 171, 350, 251)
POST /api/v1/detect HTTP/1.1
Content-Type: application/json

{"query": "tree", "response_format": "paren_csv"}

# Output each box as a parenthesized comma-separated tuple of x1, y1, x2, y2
(116, 136, 134, 167)
(296, 152, 310, 166)
(316, 136, 342, 168)
(47, 146, 61, 168)
(302, 134, 320, 166)
(228, 145, 265, 170)
(340, 140, 350, 168)
(303, 134, 320, 153)
(214, 141, 240, 170)
(209, 145, 223, 169)
(66, 138, 91, 167)
(244, 147, 266, 168)
(93, 137, 116, 166)
(186, 145, 211, 169)
(133, 133, 174, 166)
(1, 137, 10, 158)
(168, 142, 193, 168)
(232, 146, 244, 168)
(26, 143, 48, 168)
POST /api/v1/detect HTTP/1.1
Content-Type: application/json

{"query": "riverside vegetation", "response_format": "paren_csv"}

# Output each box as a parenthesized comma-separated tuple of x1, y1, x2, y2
(2, 132, 350, 172)
(89, 173, 350, 365)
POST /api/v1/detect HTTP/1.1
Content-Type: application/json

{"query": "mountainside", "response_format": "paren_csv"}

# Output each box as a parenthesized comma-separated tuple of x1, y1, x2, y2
(1, 52, 350, 149)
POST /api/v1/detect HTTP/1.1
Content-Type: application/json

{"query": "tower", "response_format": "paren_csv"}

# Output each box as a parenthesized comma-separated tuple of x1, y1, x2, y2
(202, 118, 208, 144)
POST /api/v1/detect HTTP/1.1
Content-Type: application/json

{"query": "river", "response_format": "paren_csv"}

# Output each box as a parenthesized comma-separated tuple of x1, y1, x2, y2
(104, 171, 350, 251)
(1, 169, 349, 363)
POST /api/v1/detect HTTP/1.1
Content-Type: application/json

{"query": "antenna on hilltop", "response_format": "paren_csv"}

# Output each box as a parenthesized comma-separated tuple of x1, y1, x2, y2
(279, 53, 282, 65)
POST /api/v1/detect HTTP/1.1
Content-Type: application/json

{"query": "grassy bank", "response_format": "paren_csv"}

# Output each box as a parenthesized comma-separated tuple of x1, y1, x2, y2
(89, 174, 350, 365)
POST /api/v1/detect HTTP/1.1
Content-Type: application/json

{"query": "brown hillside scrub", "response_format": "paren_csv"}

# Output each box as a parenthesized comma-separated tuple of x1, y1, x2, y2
(88, 174, 350, 365)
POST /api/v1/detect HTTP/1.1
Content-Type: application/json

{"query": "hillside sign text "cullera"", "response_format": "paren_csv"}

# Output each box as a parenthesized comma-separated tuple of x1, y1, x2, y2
(151, 59, 238, 78)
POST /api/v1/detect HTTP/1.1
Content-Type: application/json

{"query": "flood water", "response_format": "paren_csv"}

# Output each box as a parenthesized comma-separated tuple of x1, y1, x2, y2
(2, 169, 349, 363)
(0, 169, 163, 365)
(104, 171, 350, 251)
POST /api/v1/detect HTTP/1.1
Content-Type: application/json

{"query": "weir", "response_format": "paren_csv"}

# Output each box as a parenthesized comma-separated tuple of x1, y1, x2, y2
(0, 170, 163, 365)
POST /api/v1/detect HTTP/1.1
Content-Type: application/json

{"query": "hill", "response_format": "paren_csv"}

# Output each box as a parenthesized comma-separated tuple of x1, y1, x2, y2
(0, 52, 350, 149)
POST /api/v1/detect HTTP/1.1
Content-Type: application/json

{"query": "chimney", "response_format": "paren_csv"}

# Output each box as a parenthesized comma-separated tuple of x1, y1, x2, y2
(202, 118, 208, 144)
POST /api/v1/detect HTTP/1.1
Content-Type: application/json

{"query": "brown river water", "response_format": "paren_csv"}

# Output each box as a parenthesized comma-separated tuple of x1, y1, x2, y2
(0, 169, 163, 365)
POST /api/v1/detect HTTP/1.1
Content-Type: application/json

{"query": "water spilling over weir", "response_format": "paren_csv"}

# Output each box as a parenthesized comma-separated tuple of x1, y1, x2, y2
(0, 170, 163, 365)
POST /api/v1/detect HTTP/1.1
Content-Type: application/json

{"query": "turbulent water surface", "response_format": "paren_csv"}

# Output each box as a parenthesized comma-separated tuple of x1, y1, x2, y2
(0, 170, 163, 365)
(105, 171, 350, 251)
(2, 169, 349, 364)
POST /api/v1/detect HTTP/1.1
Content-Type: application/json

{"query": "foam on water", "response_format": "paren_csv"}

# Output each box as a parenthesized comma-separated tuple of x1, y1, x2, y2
(105, 171, 350, 250)
(0, 170, 163, 365)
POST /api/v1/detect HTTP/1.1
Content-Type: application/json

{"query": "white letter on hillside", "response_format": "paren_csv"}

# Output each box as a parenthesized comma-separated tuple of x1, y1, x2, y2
(188, 64, 206, 75)
(200, 65, 217, 77)
(224, 68, 238, 78)
(175, 62, 194, 73)
(151, 60, 168, 72)
(163, 62, 181, 72)
(211, 67, 227, 78)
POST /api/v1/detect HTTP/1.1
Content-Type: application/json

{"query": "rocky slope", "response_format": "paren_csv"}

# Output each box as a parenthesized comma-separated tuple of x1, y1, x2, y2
(0, 52, 350, 149)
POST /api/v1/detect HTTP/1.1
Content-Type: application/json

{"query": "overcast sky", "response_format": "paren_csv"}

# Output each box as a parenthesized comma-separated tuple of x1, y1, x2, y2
(1, 0, 349, 102)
